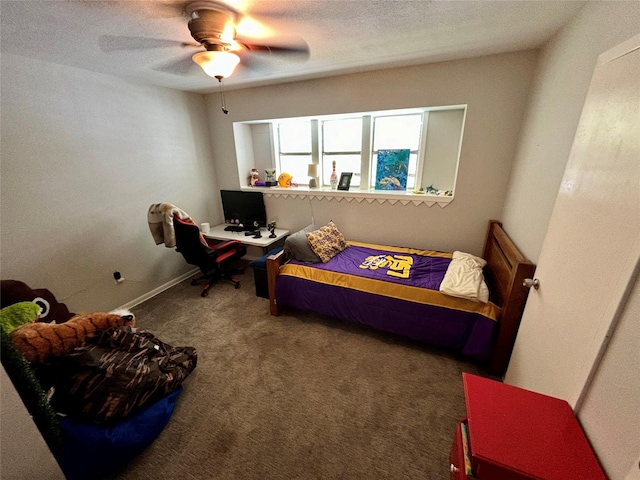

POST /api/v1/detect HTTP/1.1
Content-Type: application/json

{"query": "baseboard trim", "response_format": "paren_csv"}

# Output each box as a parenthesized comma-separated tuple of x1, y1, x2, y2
(118, 268, 199, 311)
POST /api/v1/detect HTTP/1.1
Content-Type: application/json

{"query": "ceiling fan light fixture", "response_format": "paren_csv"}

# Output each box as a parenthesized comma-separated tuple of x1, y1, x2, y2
(192, 50, 240, 79)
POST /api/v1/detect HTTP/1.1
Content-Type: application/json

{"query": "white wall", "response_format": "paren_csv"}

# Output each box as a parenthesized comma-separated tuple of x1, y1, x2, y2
(578, 272, 640, 479)
(205, 51, 537, 255)
(0, 53, 221, 313)
(250, 123, 275, 182)
(501, 1, 640, 263)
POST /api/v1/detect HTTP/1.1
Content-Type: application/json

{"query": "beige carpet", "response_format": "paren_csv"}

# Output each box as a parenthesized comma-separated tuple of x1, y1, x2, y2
(111, 268, 487, 480)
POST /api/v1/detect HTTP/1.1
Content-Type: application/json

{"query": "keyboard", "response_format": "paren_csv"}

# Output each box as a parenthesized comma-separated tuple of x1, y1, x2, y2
(224, 225, 245, 232)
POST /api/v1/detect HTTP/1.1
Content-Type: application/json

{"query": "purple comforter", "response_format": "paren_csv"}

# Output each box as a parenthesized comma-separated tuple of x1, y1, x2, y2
(275, 242, 499, 360)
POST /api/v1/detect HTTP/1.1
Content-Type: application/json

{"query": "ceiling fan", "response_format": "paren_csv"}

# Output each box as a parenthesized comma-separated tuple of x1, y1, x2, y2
(99, 0, 310, 81)
(184, 1, 309, 80)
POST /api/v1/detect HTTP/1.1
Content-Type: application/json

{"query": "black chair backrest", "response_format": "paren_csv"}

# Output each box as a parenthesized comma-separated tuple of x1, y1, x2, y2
(173, 217, 215, 270)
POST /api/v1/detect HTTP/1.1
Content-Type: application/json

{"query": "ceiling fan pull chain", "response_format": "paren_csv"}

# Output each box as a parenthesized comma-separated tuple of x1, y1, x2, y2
(217, 76, 229, 114)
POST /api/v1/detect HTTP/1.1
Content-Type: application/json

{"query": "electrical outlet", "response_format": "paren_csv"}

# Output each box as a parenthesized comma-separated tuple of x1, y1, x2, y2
(113, 271, 125, 284)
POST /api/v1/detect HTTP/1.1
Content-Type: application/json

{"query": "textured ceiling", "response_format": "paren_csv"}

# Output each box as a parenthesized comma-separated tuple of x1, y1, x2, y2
(0, 0, 586, 93)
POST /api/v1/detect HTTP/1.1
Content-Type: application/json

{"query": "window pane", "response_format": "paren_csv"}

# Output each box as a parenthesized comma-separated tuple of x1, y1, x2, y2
(278, 121, 311, 153)
(322, 155, 361, 187)
(370, 114, 422, 189)
(279, 155, 311, 185)
(323, 118, 362, 152)
(373, 115, 422, 150)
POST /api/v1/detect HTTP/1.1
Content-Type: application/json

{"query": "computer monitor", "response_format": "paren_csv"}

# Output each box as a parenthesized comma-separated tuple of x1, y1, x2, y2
(220, 190, 267, 231)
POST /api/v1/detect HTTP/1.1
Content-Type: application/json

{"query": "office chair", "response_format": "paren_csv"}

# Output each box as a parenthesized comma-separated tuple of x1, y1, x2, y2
(173, 216, 247, 297)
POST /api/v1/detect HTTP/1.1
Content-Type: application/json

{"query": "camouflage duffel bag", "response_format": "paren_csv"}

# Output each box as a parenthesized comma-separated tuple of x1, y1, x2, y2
(41, 326, 197, 424)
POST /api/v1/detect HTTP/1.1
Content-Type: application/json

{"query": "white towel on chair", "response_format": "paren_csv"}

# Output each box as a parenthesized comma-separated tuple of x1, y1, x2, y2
(148, 203, 192, 248)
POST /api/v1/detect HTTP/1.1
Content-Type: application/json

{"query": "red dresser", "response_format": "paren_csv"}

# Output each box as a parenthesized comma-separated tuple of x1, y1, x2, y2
(450, 373, 607, 479)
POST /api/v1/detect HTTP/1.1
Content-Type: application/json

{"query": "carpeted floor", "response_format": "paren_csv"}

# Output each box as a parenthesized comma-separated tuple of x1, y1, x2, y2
(111, 267, 487, 480)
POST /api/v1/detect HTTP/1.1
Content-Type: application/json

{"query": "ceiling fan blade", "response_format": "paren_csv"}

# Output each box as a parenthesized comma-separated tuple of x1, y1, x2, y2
(236, 52, 276, 72)
(153, 53, 200, 76)
(98, 35, 198, 52)
(238, 37, 310, 61)
(74, 0, 187, 19)
(134, 0, 188, 19)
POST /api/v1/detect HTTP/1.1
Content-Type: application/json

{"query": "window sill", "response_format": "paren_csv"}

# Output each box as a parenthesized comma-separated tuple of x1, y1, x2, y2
(241, 186, 454, 207)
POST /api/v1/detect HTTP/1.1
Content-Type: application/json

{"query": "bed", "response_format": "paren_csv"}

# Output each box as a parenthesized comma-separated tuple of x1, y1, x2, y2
(266, 220, 535, 377)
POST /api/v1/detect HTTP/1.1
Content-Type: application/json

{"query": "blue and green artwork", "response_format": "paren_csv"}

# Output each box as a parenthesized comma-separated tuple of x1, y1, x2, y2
(375, 149, 410, 191)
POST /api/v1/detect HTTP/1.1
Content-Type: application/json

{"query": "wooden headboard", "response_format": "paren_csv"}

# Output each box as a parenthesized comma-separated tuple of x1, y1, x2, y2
(267, 220, 535, 378)
(482, 220, 536, 377)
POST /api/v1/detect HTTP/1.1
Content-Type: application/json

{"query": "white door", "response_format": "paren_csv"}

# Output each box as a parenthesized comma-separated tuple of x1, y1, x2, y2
(505, 35, 640, 408)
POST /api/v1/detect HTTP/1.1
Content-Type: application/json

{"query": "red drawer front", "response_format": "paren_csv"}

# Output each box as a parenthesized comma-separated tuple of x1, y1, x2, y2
(452, 420, 531, 480)
(450, 422, 470, 480)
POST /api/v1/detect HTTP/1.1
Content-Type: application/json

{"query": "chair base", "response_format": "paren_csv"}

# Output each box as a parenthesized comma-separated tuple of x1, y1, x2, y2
(190, 269, 243, 297)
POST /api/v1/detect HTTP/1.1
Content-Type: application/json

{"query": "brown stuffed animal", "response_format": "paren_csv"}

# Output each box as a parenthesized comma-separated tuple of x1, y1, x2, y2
(10, 311, 135, 364)
(0, 280, 74, 324)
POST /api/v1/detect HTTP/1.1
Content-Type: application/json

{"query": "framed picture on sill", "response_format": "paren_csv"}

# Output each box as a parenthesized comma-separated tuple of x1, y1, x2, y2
(337, 172, 353, 191)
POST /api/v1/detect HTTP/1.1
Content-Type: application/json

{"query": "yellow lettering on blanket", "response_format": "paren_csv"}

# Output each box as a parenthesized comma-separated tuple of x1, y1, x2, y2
(359, 255, 413, 279)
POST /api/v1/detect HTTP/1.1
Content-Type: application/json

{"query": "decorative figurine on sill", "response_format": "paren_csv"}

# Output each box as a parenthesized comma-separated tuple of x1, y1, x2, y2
(250, 168, 260, 187)
(265, 168, 277, 183)
(278, 172, 293, 188)
(267, 221, 277, 238)
(330, 160, 338, 190)
(424, 184, 439, 194)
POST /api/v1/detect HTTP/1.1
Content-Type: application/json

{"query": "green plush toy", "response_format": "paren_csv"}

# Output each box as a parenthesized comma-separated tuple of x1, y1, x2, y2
(0, 301, 41, 334)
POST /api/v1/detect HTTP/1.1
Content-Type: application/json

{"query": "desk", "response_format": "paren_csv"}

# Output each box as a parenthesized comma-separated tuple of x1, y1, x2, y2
(203, 224, 289, 251)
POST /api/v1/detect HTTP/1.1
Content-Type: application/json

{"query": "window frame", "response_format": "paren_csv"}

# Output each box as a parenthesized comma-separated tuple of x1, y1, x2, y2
(236, 105, 465, 204)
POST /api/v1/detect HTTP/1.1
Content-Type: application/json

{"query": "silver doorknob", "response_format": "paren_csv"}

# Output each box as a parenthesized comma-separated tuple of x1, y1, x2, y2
(523, 278, 540, 290)
(450, 464, 460, 473)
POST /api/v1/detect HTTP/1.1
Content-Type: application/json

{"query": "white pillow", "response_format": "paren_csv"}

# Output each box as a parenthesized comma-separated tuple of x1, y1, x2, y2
(478, 280, 490, 303)
(440, 251, 488, 302)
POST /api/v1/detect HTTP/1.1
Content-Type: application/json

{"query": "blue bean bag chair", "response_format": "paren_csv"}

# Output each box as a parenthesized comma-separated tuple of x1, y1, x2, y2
(55, 387, 182, 480)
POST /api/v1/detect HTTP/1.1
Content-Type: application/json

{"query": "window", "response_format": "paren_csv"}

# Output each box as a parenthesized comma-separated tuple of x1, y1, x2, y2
(322, 118, 362, 187)
(372, 114, 422, 190)
(276, 121, 312, 185)
(238, 105, 466, 195)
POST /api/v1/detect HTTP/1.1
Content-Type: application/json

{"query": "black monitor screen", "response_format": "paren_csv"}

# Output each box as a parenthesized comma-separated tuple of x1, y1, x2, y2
(220, 190, 267, 230)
